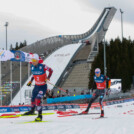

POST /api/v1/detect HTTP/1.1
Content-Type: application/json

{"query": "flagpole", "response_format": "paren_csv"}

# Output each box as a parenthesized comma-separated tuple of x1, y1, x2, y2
(10, 61, 12, 106)
(0, 61, 2, 106)
(28, 62, 30, 78)
(20, 61, 22, 105)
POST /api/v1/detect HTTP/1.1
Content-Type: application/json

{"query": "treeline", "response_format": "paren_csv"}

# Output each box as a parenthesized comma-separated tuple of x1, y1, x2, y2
(89, 37, 134, 92)
(10, 40, 27, 50)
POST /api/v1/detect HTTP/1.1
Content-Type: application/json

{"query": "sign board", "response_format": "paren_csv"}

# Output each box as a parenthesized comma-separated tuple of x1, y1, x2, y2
(110, 79, 122, 94)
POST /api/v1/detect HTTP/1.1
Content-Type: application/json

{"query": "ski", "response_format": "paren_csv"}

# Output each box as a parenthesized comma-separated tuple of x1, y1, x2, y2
(92, 117, 108, 120)
(19, 120, 49, 124)
(58, 113, 100, 117)
(20, 112, 54, 116)
(0, 113, 54, 118)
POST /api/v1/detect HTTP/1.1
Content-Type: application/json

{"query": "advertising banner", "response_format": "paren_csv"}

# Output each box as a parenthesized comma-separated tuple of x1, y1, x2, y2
(0, 107, 11, 113)
(47, 95, 92, 104)
(10, 50, 26, 62)
(0, 50, 14, 61)
(110, 79, 122, 94)
(0, 50, 41, 62)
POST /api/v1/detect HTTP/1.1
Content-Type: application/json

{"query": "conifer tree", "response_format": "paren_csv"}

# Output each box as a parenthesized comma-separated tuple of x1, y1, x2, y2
(88, 37, 134, 92)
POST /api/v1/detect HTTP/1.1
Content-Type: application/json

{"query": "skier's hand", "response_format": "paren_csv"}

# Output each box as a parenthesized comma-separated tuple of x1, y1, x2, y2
(45, 78, 50, 82)
(108, 88, 110, 91)
(90, 88, 94, 92)
(106, 91, 108, 95)
(108, 84, 110, 89)
(90, 88, 94, 94)
(106, 88, 111, 96)
(27, 81, 32, 87)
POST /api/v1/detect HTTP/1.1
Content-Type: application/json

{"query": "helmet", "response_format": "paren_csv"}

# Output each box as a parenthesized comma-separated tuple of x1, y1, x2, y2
(95, 68, 101, 73)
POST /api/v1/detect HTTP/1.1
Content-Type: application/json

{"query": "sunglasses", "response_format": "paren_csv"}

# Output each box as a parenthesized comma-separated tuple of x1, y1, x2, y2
(95, 72, 100, 74)
(31, 59, 38, 62)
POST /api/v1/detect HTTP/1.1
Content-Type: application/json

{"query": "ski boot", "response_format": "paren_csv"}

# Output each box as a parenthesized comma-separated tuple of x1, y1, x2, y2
(81, 110, 88, 114)
(35, 114, 42, 122)
(100, 110, 104, 117)
(22, 107, 35, 116)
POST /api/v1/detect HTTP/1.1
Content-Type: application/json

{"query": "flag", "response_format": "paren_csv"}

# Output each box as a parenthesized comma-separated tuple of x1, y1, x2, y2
(0, 49, 42, 63)
(10, 50, 25, 62)
(24, 52, 32, 62)
(0, 50, 14, 61)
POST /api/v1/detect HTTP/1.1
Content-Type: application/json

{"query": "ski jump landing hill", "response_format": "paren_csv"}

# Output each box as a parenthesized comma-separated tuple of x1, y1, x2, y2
(2, 7, 116, 105)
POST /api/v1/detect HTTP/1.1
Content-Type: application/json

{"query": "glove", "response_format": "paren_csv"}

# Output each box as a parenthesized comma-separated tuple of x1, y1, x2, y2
(89, 88, 93, 94)
(27, 81, 32, 86)
(45, 78, 50, 82)
(106, 88, 111, 96)
(91, 88, 94, 92)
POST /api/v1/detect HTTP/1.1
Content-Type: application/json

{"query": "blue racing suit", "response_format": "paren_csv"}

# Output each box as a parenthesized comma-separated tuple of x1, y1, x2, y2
(86, 74, 111, 112)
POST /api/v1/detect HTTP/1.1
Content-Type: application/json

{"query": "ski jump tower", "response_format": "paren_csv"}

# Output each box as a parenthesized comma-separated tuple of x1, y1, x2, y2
(21, 6, 117, 95)
(21, 7, 117, 60)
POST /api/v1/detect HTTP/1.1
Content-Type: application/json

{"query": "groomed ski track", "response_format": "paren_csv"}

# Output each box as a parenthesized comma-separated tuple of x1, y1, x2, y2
(1, 101, 134, 134)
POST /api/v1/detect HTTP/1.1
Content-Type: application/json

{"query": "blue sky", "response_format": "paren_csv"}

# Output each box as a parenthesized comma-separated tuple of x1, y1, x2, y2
(0, 0, 134, 49)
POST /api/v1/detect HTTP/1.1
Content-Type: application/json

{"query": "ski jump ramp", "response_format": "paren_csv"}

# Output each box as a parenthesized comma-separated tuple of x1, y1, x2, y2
(11, 7, 116, 105)
(21, 7, 117, 56)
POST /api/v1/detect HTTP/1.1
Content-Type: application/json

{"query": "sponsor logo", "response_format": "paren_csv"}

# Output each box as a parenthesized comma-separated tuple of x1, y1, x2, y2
(0, 108, 8, 112)
(95, 80, 103, 83)
(10, 107, 20, 112)
(35, 81, 45, 85)
(54, 53, 70, 57)
(57, 105, 65, 109)
(14, 51, 21, 60)
(73, 105, 80, 108)
(39, 91, 43, 94)
(42, 106, 47, 110)
(47, 106, 56, 110)
(19, 107, 29, 111)
(39, 66, 42, 70)
(33, 71, 43, 75)
(65, 105, 72, 109)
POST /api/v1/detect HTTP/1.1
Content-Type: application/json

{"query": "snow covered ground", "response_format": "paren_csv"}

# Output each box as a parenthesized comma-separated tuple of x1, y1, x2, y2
(1, 101, 134, 134)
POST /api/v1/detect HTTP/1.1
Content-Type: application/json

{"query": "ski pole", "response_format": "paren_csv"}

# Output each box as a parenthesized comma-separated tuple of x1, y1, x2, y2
(31, 81, 68, 94)
(47, 81, 66, 93)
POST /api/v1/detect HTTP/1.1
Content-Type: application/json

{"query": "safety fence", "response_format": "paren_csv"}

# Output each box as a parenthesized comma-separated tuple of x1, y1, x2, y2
(0, 97, 134, 113)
